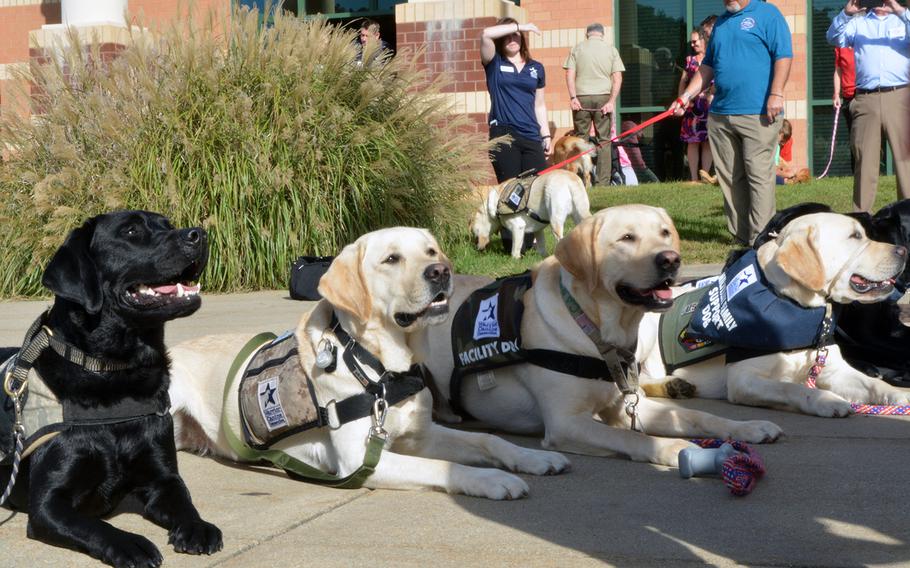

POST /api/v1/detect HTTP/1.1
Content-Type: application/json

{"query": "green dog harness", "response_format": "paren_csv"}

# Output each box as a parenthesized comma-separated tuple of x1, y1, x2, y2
(223, 321, 426, 489)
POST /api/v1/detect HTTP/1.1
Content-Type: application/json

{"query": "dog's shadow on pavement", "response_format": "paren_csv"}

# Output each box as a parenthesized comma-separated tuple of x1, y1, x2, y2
(453, 399, 910, 566)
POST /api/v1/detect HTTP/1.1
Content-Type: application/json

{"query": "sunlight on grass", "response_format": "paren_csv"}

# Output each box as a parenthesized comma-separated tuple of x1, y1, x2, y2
(454, 175, 899, 273)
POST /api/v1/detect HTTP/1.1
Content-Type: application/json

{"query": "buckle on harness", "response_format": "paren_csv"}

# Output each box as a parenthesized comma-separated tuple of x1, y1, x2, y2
(324, 399, 341, 429)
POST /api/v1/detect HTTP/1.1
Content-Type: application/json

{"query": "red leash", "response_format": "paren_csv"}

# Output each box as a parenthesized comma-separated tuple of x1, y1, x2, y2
(538, 107, 677, 176)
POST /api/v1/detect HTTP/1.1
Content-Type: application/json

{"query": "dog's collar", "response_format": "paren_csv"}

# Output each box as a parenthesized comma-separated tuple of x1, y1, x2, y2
(558, 277, 639, 396)
(4, 311, 136, 398)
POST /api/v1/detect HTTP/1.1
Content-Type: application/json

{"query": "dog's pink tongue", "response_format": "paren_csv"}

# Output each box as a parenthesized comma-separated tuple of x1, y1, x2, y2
(151, 284, 178, 295)
(654, 288, 673, 300)
(183, 283, 200, 293)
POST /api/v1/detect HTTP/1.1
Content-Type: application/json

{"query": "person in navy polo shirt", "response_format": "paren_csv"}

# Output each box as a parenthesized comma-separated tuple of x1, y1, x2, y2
(481, 18, 552, 183)
(671, 0, 792, 246)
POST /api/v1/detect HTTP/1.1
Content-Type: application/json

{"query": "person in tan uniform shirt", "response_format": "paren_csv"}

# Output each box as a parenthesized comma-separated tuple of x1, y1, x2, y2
(564, 22, 625, 185)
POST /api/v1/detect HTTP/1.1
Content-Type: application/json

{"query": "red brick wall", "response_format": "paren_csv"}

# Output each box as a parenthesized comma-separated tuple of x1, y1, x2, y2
(0, 3, 61, 65)
(397, 16, 494, 136)
(0, 0, 231, 117)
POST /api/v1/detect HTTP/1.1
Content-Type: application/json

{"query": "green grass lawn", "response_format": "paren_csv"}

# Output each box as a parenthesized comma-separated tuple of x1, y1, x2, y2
(451, 175, 900, 277)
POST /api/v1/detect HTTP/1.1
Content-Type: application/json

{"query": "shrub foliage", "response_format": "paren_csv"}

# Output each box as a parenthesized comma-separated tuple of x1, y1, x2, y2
(0, 6, 487, 296)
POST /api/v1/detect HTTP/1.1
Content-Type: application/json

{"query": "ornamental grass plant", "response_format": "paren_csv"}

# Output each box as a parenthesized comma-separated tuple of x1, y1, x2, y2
(0, 6, 488, 297)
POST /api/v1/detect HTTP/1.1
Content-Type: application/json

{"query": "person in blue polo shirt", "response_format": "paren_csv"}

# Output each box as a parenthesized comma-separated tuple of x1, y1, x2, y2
(481, 18, 552, 183)
(827, 0, 910, 213)
(671, 0, 793, 246)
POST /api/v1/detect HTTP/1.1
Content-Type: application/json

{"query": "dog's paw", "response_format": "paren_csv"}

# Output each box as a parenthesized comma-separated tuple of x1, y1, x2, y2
(507, 448, 572, 476)
(666, 378, 696, 399)
(100, 532, 163, 568)
(168, 519, 223, 555)
(456, 468, 530, 500)
(879, 390, 910, 406)
(730, 420, 783, 443)
(809, 390, 853, 418)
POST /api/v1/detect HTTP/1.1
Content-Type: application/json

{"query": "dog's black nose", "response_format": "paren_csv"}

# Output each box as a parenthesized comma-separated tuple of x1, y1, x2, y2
(655, 250, 681, 274)
(181, 227, 206, 247)
(424, 263, 451, 285)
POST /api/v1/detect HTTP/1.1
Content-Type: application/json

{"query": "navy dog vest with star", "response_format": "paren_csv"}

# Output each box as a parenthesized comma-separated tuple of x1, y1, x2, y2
(687, 249, 832, 352)
(659, 250, 834, 371)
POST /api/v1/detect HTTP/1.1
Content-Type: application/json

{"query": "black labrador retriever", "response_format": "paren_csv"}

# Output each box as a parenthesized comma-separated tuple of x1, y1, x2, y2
(729, 201, 910, 386)
(0, 210, 222, 567)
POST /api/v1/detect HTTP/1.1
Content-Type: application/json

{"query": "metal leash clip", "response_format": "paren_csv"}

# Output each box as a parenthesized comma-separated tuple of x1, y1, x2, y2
(370, 384, 388, 440)
(3, 368, 25, 399)
(624, 392, 640, 432)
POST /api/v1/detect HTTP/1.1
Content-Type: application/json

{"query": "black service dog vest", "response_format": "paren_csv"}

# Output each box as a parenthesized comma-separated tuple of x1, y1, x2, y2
(450, 273, 532, 413)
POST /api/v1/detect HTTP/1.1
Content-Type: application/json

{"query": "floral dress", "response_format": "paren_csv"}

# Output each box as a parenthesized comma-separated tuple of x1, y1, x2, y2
(680, 55, 710, 143)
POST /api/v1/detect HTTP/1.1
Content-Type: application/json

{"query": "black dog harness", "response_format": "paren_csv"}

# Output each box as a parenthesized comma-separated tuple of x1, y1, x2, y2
(1, 312, 169, 464)
(1, 312, 169, 506)
(449, 274, 640, 425)
(222, 314, 426, 488)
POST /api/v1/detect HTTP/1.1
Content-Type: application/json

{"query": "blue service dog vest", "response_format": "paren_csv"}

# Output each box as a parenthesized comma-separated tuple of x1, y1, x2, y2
(660, 250, 834, 371)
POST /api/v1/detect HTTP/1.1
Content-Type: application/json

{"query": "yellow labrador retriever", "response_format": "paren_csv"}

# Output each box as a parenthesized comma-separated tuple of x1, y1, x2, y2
(168, 228, 569, 500)
(470, 169, 591, 259)
(637, 213, 909, 417)
(420, 206, 781, 467)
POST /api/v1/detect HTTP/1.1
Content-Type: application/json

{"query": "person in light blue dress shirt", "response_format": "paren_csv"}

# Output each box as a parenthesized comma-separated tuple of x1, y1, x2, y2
(827, 0, 910, 212)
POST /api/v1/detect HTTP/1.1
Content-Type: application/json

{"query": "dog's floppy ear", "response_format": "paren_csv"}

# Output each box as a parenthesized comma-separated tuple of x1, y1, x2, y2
(555, 214, 604, 292)
(318, 241, 372, 322)
(773, 225, 826, 293)
(42, 217, 103, 314)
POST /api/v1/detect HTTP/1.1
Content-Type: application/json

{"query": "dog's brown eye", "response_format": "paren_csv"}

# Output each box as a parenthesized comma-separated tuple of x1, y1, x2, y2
(383, 253, 401, 264)
(850, 230, 862, 239)
(662, 229, 671, 238)
(427, 248, 437, 256)
(620, 233, 635, 242)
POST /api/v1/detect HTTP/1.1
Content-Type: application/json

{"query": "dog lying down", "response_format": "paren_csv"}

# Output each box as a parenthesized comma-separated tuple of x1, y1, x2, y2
(637, 212, 909, 417)
(169, 227, 569, 500)
(470, 169, 591, 259)
(0, 211, 221, 567)
(420, 205, 781, 468)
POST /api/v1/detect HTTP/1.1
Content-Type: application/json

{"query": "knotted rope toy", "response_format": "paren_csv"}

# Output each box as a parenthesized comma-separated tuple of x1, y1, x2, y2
(680, 439, 766, 496)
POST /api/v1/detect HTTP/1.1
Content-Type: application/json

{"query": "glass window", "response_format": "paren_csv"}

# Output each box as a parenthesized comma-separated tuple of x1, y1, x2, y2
(335, 0, 369, 12)
(237, 0, 267, 10)
(693, 4, 719, 34)
(617, 0, 686, 109)
(616, 0, 688, 181)
(811, 0, 843, 103)
(301, 0, 404, 15)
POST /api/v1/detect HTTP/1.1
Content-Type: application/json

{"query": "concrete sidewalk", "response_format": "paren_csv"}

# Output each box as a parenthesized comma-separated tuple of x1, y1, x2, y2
(2, 268, 910, 567)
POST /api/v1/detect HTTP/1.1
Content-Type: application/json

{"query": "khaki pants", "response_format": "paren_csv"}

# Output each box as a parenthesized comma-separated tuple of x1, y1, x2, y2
(573, 94, 612, 184)
(850, 86, 910, 212)
(707, 113, 781, 245)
